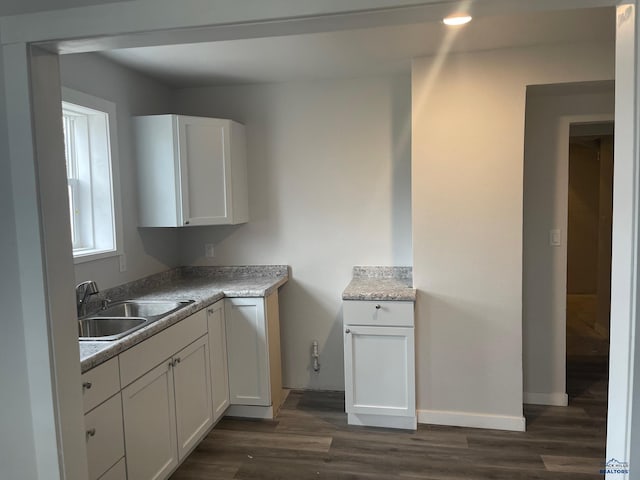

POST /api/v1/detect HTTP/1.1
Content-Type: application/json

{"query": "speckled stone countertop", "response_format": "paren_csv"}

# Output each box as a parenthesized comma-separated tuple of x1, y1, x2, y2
(79, 265, 289, 373)
(342, 266, 416, 302)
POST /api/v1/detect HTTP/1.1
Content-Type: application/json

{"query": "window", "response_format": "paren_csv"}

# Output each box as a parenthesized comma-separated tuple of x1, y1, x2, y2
(61, 89, 122, 262)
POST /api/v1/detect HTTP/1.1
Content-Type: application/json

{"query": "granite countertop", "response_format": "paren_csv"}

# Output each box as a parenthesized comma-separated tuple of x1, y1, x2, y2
(342, 266, 416, 302)
(79, 265, 289, 373)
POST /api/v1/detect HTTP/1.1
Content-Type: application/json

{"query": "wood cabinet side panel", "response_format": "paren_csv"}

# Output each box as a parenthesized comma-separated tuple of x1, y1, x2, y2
(266, 292, 283, 411)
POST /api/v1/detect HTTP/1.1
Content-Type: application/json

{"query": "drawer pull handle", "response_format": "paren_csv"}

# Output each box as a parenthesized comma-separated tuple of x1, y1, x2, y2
(345, 329, 351, 334)
(375, 304, 381, 310)
(82, 382, 92, 391)
(86, 428, 96, 438)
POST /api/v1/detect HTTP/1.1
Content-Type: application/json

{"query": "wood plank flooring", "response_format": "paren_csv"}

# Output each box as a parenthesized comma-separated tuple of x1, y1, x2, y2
(171, 356, 607, 479)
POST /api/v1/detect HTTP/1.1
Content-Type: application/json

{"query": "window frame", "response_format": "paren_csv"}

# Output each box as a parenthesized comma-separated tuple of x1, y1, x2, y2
(61, 87, 123, 264)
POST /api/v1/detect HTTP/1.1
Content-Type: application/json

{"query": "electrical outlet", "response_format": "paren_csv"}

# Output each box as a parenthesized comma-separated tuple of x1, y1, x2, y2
(205, 243, 215, 258)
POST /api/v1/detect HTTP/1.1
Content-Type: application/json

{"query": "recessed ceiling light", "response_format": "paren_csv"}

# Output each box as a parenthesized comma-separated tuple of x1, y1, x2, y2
(443, 15, 472, 26)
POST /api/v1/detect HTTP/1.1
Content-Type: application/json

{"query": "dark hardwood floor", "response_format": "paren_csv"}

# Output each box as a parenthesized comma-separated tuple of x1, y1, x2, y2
(171, 358, 607, 480)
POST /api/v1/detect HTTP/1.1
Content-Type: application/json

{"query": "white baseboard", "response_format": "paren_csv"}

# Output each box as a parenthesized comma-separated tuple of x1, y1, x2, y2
(226, 404, 274, 419)
(523, 392, 568, 406)
(348, 413, 417, 430)
(418, 409, 526, 432)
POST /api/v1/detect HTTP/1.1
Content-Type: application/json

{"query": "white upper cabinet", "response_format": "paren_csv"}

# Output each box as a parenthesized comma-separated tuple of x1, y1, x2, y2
(134, 115, 249, 227)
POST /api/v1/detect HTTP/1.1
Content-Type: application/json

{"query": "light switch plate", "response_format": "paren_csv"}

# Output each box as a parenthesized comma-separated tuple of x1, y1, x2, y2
(549, 229, 561, 246)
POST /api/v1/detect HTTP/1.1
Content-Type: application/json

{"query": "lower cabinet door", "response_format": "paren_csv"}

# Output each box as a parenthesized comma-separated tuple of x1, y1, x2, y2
(173, 335, 213, 460)
(122, 361, 178, 480)
(344, 325, 415, 417)
(225, 298, 270, 406)
(208, 302, 230, 421)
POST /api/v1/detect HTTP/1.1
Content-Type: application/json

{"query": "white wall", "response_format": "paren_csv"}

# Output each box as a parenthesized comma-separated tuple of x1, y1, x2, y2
(59, 53, 180, 289)
(0, 0, 126, 16)
(523, 84, 614, 405)
(173, 76, 412, 390)
(412, 41, 614, 430)
(0, 46, 39, 480)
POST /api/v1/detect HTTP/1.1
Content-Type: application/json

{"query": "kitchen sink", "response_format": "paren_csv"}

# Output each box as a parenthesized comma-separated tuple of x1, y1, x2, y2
(79, 317, 148, 341)
(95, 300, 194, 320)
(79, 299, 195, 341)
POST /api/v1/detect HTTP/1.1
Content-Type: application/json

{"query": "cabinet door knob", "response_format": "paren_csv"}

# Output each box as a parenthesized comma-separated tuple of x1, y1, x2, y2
(82, 382, 92, 391)
(345, 328, 351, 334)
(185, 220, 190, 225)
(375, 304, 381, 310)
(86, 428, 96, 438)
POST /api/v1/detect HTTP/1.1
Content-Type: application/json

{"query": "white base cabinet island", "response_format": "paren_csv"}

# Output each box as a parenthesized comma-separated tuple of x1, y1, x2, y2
(343, 300, 416, 430)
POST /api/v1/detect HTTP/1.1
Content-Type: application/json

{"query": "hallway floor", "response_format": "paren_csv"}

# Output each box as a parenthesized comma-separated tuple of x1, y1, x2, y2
(170, 356, 607, 480)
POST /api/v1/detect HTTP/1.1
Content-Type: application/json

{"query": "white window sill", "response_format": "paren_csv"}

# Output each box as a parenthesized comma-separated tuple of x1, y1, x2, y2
(73, 248, 121, 264)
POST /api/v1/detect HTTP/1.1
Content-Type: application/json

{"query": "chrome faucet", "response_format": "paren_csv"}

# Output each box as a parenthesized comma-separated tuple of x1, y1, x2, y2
(76, 281, 99, 317)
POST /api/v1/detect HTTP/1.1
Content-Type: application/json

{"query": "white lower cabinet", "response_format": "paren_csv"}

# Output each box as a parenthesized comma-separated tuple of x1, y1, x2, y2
(122, 334, 213, 480)
(173, 335, 214, 458)
(207, 301, 230, 421)
(225, 293, 283, 419)
(343, 300, 416, 430)
(81, 356, 126, 480)
(122, 360, 178, 480)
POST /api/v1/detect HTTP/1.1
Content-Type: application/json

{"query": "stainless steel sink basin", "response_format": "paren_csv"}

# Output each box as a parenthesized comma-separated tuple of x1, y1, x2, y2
(79, 299, 194, 341)
(79, 317, 148, 341)
(95, 300, 194, 320)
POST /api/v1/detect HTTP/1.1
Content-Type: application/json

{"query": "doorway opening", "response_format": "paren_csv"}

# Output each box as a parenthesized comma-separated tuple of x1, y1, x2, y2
(566, 122, 613, 413)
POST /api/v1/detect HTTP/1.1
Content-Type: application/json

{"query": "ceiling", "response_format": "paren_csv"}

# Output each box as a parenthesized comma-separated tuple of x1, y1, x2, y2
(102, 7, 614, 88)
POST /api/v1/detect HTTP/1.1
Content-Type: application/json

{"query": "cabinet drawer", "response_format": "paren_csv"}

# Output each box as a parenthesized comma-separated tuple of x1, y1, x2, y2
(82, 357, 121, 414)
(85, 393, 125, 480)
(343, 300, 414, 327)
(98, 457, 126, 480)
(119, 309, 208, 387)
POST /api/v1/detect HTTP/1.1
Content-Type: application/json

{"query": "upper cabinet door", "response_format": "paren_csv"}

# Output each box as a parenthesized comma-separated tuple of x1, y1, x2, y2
(135, 114, 249, 227)
(177, 116, 230, 226)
